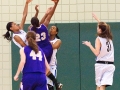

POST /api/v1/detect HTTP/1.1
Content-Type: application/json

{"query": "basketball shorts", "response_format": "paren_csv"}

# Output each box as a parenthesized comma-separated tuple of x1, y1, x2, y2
(95, 63, 115, 87)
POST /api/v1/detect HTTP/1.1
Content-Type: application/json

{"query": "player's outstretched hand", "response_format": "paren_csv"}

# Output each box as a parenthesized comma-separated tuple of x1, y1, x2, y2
(35, 5, 39, 12)
(82, 41, 91, 47)
(14, 75, 19, 81)
(51, 0, 59, 4)
(92, 12, 97, 18)
(92, 12, 100, 22)
(26, 0, 32, 4)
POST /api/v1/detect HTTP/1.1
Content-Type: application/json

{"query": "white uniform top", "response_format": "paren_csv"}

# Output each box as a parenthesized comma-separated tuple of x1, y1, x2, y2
(12, 30, 27, 48)
(49, 38, 60, 65)
(96, 37, 114, 62)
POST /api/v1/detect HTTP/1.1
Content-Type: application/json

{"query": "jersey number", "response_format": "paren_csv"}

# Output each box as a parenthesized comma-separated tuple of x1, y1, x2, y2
(106, 41, 111, 52)
(36, 32, 46, 41)
(30, 50, 42, 61)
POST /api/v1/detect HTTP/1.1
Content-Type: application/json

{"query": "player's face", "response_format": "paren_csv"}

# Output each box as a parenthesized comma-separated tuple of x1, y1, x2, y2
(10, 22, 20, 31)
(49, 26, 57, 35)
(97, 25, 102, 34)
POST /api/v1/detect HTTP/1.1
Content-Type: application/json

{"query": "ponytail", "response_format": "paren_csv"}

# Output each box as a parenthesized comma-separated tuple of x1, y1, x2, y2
(3, 31, 12, 41)
(56, 34, 60, 39)
(3, 22, 13, 41)
(106, 24, 113, 40)
(27, 31, 39, 54)
(56, 27, 60, 39)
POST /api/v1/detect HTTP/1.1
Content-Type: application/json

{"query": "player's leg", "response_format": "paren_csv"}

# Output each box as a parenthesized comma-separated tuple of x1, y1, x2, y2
(100, 85, 106, 90)
(22, 73, 37, 90)
(100, 65, 115, 90)
(47, 71, 63, 90)
(47, 65, 57, 90)
(43, 48, 63, 90)
(96, 86, 100, 90)
(35, 74, 47, 90)
(95, 64, 103, 89)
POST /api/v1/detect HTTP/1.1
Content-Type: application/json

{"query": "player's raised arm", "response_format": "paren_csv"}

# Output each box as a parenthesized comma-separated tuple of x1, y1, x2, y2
(19, 0, 32, 30)
(92, 12, 101, 23)
(39, 7, 52, 25)
(28, 5, 39, 31)
(34, 5, 39, 18)
(43, 0, 59, 28)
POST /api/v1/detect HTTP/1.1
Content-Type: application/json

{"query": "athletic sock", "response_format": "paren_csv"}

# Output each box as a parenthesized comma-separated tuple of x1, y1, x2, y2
(48, 73, 57, 84)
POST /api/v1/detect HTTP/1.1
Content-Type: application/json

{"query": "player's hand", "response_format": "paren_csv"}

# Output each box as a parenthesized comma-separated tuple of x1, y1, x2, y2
(92, 12, 97, 19)
(82, 41, 91, 47)
(52, 0, 59, 4)
(26, 0, 32, 4)
(35, 5, 39, 12)
(14, 75, 19, 81)
(92, 12, 100, 22)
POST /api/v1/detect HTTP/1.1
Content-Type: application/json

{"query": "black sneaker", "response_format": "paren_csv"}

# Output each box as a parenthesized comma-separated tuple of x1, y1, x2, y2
(56, 83, 63, 90)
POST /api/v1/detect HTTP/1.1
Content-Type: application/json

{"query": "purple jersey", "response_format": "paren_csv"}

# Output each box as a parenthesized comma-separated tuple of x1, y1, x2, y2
(31, 24, 53, 63)
(22, 46, 45, 74)
(31, 24, 50, 47)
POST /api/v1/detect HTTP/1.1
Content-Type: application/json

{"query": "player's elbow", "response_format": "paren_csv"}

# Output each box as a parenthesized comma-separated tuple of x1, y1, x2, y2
(95, 52, 99, 56)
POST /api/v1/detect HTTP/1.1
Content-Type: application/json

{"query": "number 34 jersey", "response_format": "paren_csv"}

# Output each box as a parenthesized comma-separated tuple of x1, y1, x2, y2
(96, 36, 114, 62)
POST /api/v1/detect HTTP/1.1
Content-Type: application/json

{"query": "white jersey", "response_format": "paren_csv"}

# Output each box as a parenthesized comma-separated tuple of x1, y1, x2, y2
(12, 30, 27, 48)
(49, 38, 60, 65)
(96, 37, 114, 62)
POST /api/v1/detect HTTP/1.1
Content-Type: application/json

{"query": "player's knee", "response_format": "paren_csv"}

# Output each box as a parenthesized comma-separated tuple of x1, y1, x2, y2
(48, 84, 54, 90)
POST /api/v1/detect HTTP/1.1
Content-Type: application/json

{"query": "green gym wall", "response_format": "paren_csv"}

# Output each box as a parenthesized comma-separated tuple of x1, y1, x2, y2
(11, 23, 120, 90)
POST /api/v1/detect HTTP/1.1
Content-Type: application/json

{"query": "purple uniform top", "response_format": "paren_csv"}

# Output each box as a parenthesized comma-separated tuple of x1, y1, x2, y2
(22, 46, 45, 74)
(31, 24, 53, 63)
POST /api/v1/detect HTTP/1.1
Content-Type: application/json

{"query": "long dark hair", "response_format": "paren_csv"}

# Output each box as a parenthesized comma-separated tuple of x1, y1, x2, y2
(3, 22, 13, 41)
(31, 17, 39, 32)
(97, 22, 113, 40)
(26, 31, 39, 54)
(55, 26, 60, 39)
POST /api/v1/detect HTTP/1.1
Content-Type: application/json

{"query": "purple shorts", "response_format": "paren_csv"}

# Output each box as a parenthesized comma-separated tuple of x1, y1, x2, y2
(22, 73, 47, 90)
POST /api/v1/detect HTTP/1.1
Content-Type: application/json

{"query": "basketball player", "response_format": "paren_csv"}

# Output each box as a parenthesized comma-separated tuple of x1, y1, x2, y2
(3, 0, 32, 48)
(30, 0, 63, 90)
(30, 0, 58, 63)
(82, 22, 115, 90)
(14, 31, 50, 90)
(47, 26, 62, 90)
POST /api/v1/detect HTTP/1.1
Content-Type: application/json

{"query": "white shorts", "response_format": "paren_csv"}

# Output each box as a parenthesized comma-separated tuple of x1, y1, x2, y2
(20, 82, 23, 90)
(95, 63, 115, 87)
(47, 65, 57, 86)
